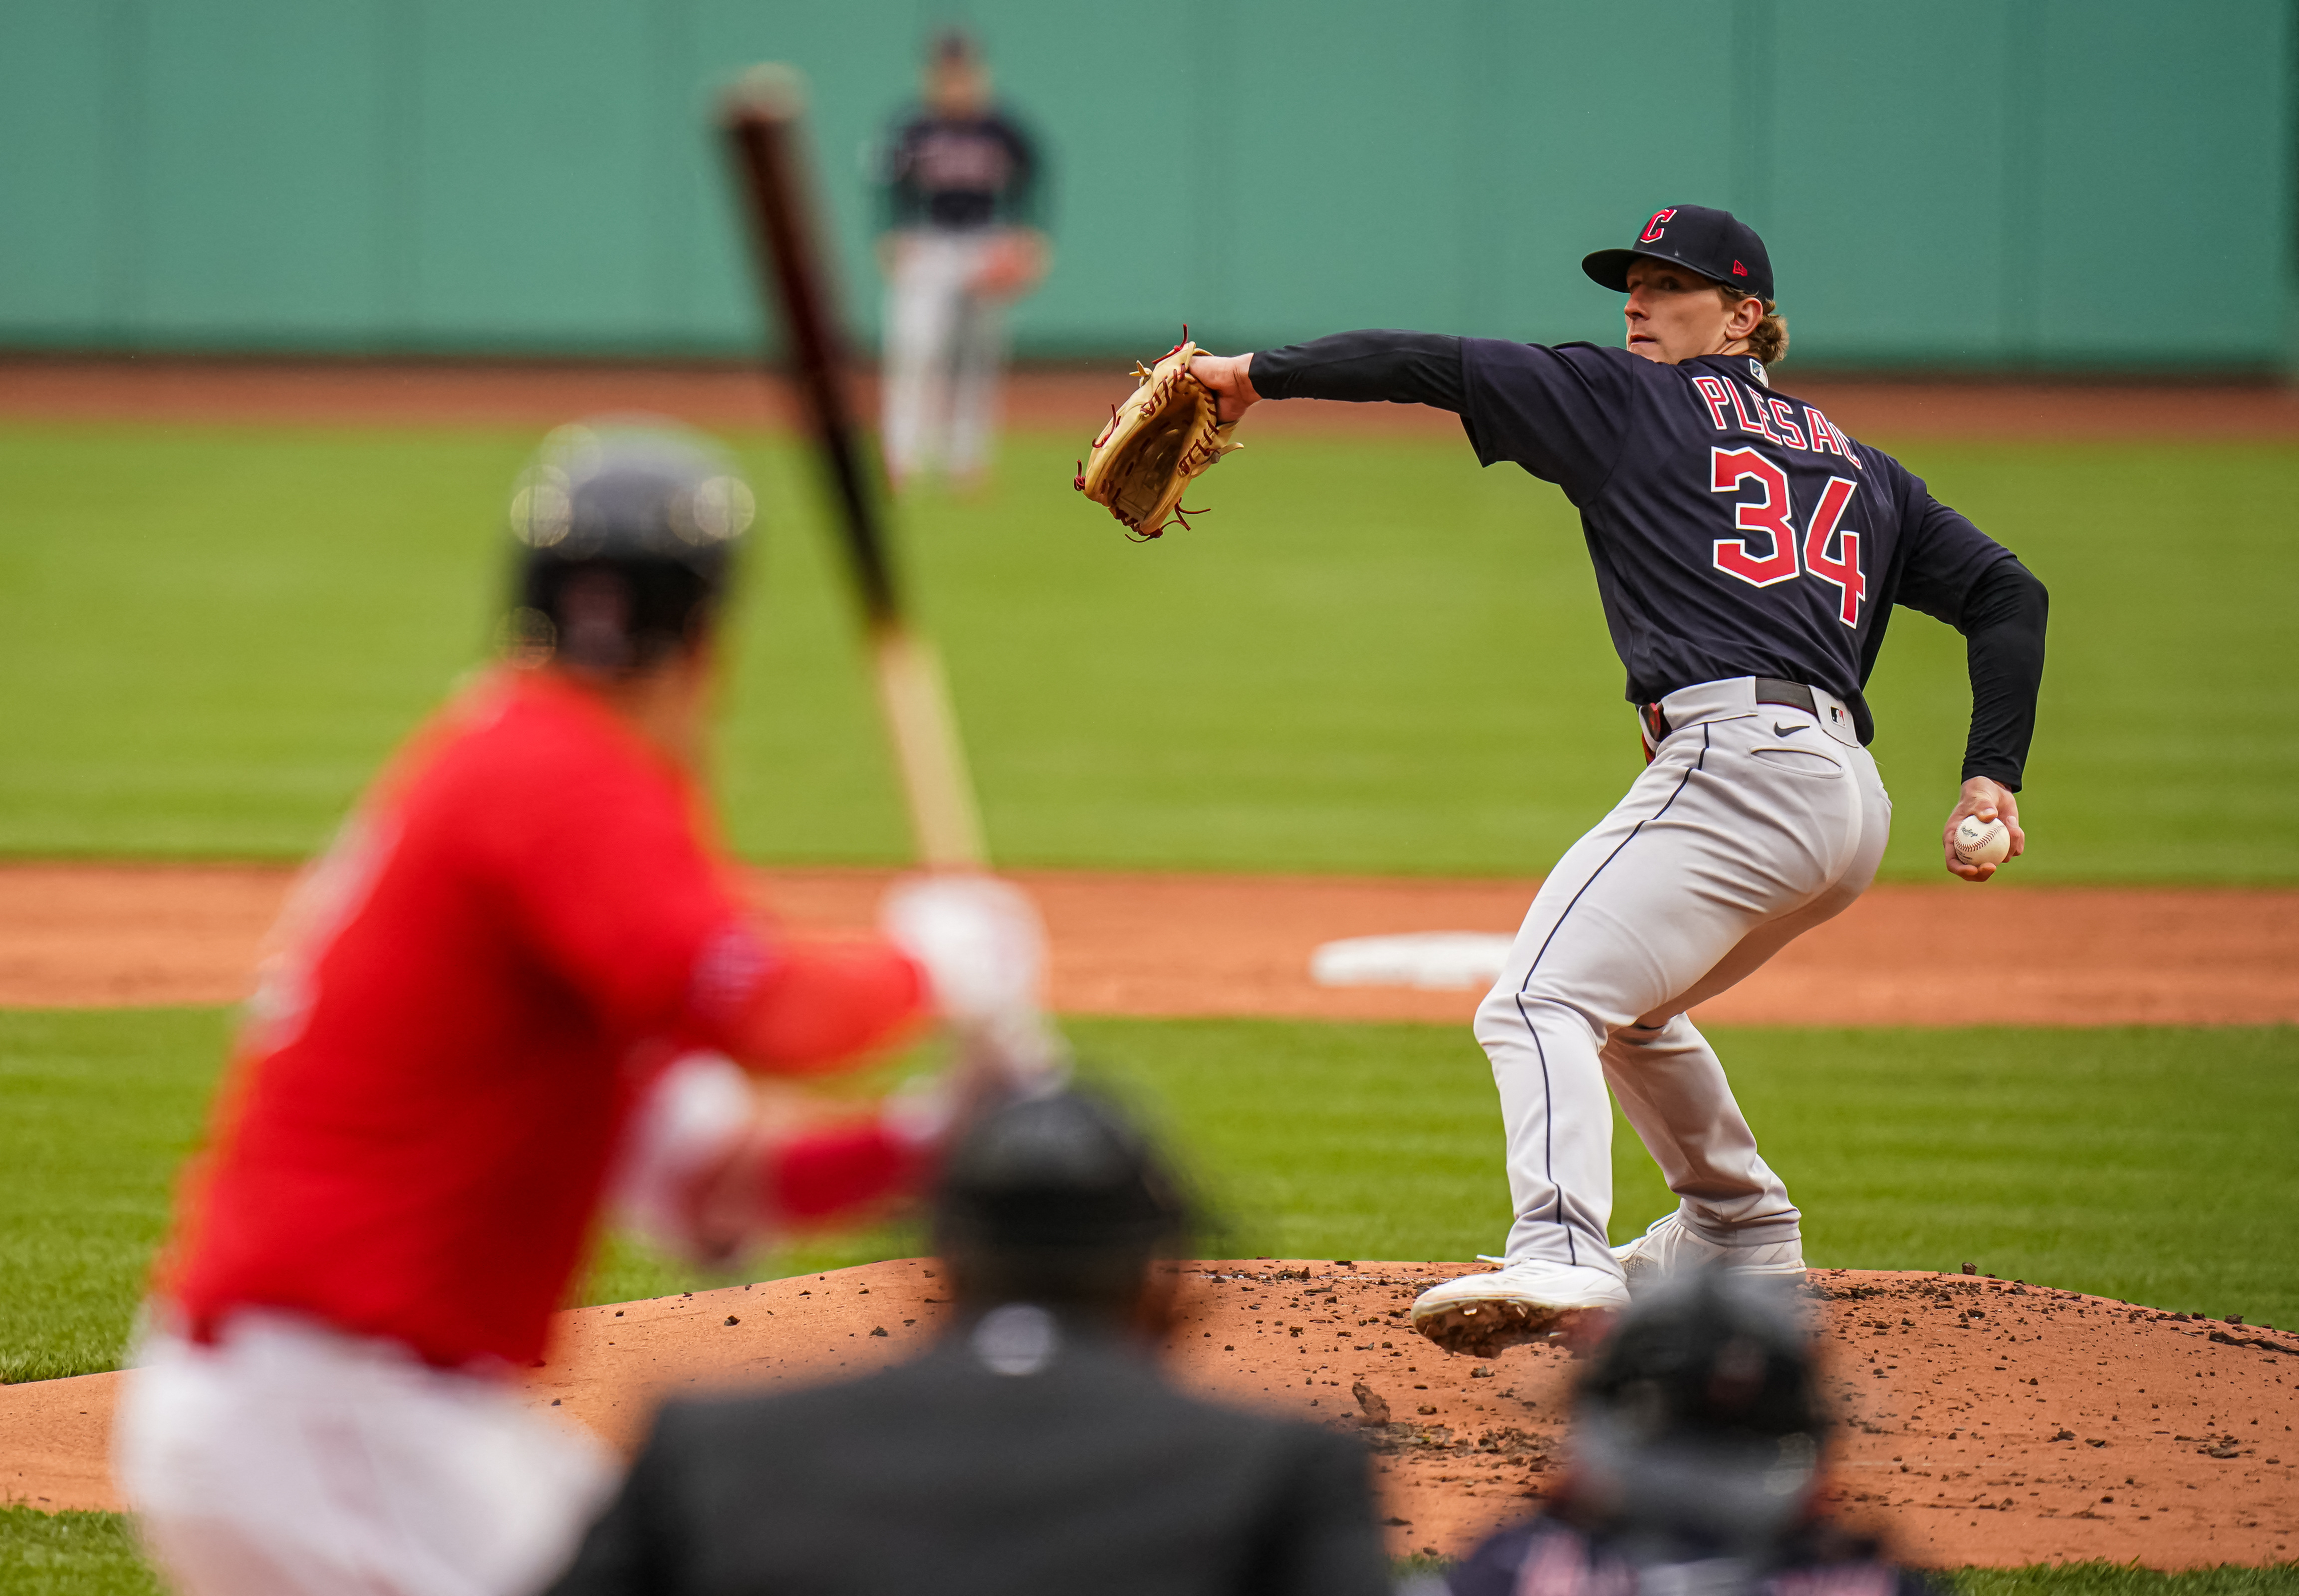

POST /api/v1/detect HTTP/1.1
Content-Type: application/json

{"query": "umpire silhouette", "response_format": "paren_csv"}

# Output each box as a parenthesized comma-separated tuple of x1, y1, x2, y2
(544, 1088, 1392, 1596)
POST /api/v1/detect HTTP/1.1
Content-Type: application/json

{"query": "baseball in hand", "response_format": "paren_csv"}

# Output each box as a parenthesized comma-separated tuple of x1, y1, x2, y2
(1953, 814, 2012, 868)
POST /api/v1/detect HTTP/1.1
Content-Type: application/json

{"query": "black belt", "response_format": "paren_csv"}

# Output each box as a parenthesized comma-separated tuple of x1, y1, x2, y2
(1640, 677, 1816, 744)
(1754, 677, 1818, 715)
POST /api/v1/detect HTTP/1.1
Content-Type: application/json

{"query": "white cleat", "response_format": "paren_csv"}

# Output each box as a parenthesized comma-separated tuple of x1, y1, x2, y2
(1611, 1212, 1806, 1297)
(1408, 1258, 1629, 1356)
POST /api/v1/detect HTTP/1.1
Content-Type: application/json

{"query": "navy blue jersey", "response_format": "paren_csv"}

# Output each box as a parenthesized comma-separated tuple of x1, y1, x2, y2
(880, 109, 1042, 231)
(1250, 330, 2046, 778)
(1457, 341, 2012, 733)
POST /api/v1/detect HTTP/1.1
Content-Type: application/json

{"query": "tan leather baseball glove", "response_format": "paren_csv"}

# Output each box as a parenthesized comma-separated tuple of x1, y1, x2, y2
(1073, 340, 1242, 539)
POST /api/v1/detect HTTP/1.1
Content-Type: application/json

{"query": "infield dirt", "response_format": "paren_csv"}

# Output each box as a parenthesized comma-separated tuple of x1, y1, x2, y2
(2, 862, 2294, 1026)
(6, 1263, 2293, 1569)
(7, 357, 2298, 442)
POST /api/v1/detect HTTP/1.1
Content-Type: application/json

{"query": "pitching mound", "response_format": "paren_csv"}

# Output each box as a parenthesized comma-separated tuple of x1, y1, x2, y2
(5, 1263, 2291, 1568)
(518, 1262, 2296, 1568)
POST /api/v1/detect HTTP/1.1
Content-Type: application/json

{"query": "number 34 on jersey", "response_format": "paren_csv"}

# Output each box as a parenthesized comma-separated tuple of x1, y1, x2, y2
(1690, 373, 1866, 627)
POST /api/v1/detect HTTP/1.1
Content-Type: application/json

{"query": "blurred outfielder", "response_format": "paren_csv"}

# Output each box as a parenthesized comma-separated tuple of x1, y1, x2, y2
(115, 421, 1055, 1596)
(875, 29, 1048, 490)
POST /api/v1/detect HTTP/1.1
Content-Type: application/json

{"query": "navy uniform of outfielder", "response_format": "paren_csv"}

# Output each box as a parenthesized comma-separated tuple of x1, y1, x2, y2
(1190, 206, 2048, 1343)
(876, 30, 1047, 490)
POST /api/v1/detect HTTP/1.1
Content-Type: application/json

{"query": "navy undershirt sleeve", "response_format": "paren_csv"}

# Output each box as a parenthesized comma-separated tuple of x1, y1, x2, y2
(1953, 558, 2047, 790)
(1887, 479, 2046, 791)
(1249, 330, 1467, 410)
(1250, 333, 1635, 504)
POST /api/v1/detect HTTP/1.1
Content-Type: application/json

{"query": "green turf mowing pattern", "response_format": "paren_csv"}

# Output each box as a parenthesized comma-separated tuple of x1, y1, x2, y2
(3, 1009, 2293, 1588)
(0, 1508, 160, 1595)
(1, 425, 2293, 880)
(1071, 1018, 2299, 1326)
(5, 1010, 2292, 1389)
(0, 1010, 231, 1385)
(1938, 1570, 2299, 1595)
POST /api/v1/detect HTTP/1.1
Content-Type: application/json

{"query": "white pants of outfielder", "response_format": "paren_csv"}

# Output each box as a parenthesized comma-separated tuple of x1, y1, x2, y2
(881, 228, 1009, 483)
(1477, 676, 1892, 1272)
(115, 1313, 616, 1596)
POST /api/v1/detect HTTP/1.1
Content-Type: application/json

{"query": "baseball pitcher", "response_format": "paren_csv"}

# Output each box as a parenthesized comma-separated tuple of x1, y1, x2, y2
(114, 422, 1055, 1596)
(1187, 206, 2048, 1346)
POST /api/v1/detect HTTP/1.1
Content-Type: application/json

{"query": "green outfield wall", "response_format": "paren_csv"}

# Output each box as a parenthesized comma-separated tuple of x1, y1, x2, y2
(2, 0, 2293, 371)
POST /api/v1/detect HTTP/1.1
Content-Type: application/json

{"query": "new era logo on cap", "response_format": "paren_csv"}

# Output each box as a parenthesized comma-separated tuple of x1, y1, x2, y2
(1583, 205, 1775, 303)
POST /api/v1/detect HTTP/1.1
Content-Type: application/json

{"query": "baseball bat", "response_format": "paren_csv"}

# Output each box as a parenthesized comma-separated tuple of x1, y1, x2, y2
(720, 64, 988, 872)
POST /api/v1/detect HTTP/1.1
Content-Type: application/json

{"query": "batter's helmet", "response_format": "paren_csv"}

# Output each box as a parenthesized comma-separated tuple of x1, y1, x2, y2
(932, 1087, 1189, 1310)
(505, 418, 755, 676)
(1570, 1269, 1825, 1550)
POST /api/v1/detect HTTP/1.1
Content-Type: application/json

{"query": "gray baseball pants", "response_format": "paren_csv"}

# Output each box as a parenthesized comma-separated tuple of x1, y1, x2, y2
(880, 228, 1009, 484)
(1476, 676, 1892, 1272)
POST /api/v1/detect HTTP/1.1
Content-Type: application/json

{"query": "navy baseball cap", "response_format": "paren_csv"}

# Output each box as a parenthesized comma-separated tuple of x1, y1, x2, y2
(1583, 205, 1774, 302)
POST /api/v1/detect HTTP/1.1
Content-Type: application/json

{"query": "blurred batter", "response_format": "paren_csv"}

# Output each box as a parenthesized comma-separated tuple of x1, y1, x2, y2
(113, 422, 1052, 1596)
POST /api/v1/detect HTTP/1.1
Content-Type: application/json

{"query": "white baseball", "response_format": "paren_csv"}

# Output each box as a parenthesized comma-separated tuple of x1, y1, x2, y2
(1953, 814, 2012, 867)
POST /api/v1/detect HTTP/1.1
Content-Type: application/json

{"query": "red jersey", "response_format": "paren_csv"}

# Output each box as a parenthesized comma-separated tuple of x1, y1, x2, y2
(167, 670, 926, 1371)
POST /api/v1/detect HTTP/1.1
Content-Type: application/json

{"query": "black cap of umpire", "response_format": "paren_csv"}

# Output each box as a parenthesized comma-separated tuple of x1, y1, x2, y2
(932, 1088, 1189, 1313)
(1583, 204, 1775, 302)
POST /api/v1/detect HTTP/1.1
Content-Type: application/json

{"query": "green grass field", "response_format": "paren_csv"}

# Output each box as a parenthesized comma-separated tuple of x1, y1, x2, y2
(4, 1007, 2295, 1590)
(7, 1007, 2293, 1386)
(1, 426, 2293, 879)
(2, 419, 2294, 1591)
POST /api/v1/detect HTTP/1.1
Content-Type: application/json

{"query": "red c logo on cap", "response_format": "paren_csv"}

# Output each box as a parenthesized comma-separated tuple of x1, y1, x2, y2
(1639, 208, 1677, 243)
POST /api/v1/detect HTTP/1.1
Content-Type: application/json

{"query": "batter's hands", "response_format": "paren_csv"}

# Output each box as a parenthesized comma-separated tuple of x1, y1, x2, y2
(1942, 776, 2024, 882)
(881, 875, 1068, 1090)
(882, 875, 1044, 1020)
(1189, 352, 1261, 425)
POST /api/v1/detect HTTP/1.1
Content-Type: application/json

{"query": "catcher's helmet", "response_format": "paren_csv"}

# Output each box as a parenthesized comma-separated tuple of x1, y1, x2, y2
(932, 1087, 1189, 1308)
(1571, 1269, 1825, 1549)
(505, 418, 755, 676)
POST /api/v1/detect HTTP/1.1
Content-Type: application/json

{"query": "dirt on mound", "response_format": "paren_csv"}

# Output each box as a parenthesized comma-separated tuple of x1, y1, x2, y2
(521, 1263, 2298, 1569)
(8, 1263, 2291, 1570)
